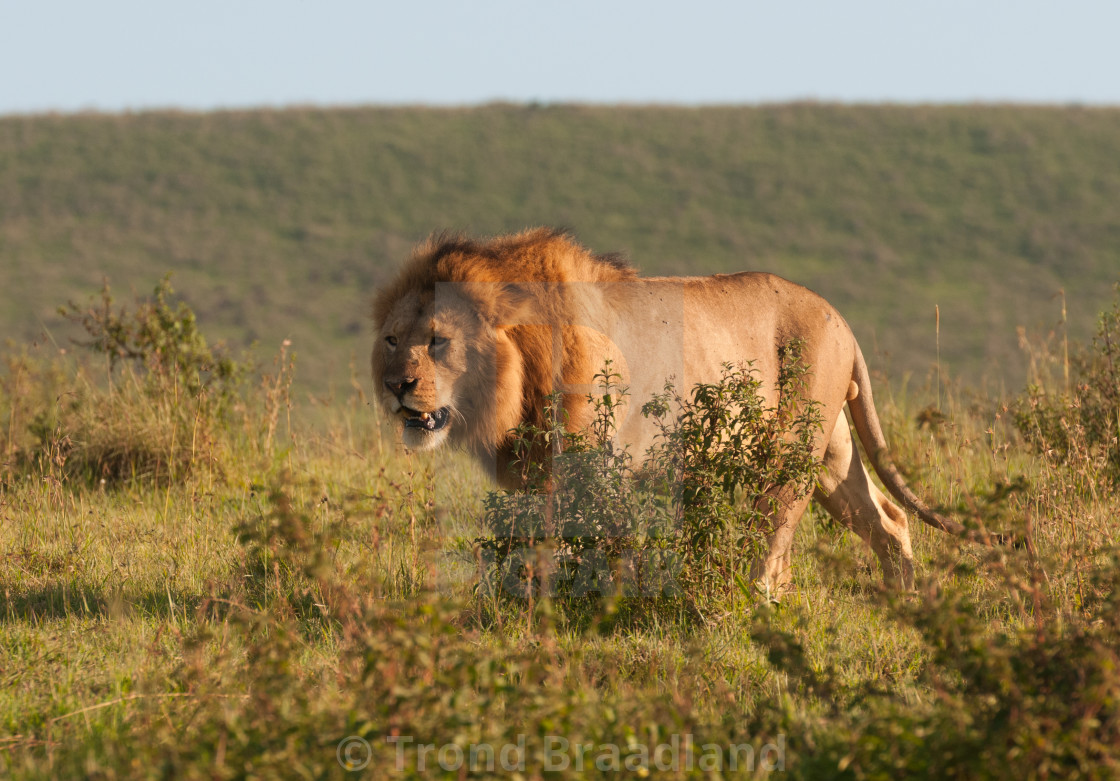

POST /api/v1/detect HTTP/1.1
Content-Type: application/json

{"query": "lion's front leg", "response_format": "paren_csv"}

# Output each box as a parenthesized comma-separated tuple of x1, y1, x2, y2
(750, 488, 815, 601)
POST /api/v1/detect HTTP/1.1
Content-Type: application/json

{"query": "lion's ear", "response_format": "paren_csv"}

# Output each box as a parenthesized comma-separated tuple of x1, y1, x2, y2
(489, 283, 537, 328)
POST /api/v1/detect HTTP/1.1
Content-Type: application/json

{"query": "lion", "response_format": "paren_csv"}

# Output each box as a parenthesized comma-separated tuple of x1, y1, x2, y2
(372, 228, 983, 592)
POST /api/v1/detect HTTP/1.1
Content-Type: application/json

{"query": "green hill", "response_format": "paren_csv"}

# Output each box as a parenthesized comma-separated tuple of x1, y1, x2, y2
(2, 104, 1118, 395)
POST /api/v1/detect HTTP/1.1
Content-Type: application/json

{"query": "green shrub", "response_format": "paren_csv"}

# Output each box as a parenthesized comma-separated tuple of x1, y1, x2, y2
(480, 342, 823, 620)
(2, 278, 255, 486)
(59, 275, 246, 400)
(479, 363, 676, 622)
(642, 341, 823, 606)
(753, 555, 1120, 779)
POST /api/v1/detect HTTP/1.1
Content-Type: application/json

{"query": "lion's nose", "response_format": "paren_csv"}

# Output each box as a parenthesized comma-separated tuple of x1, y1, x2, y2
(385, 377, 418, 399)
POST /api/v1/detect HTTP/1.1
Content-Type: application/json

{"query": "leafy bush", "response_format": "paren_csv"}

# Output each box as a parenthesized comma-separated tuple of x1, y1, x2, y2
(480, 343, 823, 619)
(642, 342, 823, 605)
(2, 278, 255, 486)
(753, 556, 1120, 779)
(479, 364, 677, 624)
(59, 275, 245, 402)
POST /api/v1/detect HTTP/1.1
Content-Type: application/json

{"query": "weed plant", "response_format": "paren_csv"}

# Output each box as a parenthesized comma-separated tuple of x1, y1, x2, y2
(1014, 285, 1120, 487)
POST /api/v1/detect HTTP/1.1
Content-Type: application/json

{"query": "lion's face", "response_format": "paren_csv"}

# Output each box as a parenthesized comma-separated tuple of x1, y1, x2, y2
(372, 284, 518, 453)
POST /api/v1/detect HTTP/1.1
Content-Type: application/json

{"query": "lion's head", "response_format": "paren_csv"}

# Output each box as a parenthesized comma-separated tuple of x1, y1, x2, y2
(371, 229, 636, 461)
(372, 275, 524, 454)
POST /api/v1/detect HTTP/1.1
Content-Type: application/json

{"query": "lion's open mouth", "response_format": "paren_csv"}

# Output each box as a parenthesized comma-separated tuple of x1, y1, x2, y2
(400, 406, 451, 432)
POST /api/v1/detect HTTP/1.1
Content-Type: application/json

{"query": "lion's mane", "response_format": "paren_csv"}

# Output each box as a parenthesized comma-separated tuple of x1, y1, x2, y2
(372, 228, 637, 461)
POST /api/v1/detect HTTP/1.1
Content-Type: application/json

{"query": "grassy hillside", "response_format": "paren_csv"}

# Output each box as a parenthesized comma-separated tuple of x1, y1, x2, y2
(2, 104, 1119, 394)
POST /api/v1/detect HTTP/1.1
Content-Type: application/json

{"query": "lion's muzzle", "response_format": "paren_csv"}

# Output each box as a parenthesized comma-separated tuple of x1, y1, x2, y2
(401, 405, 451, 432)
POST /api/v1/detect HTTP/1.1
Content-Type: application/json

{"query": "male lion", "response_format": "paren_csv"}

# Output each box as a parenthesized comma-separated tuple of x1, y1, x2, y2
(373, 228, 977, 592)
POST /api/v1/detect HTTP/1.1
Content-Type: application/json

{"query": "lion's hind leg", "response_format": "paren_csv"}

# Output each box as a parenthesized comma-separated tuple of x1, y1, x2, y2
(814, 418, 916, 590)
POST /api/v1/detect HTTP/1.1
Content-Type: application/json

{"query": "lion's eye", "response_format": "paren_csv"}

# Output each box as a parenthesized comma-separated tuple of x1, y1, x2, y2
(385, 335, 398, 348)
(430, 335, 448, 348)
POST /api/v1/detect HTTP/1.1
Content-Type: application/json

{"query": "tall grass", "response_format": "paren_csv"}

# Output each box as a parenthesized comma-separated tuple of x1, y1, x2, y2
(2, 284, 1120, 778)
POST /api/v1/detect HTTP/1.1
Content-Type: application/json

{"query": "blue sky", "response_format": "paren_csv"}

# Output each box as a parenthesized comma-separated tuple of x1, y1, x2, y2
(3, 0, 1119, 114)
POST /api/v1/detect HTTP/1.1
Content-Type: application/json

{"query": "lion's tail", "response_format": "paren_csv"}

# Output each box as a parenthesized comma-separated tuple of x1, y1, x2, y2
(847, 343, 1003, 545)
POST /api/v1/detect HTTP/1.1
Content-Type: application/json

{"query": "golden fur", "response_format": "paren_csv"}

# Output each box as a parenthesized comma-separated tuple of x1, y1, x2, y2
(372, 228, 974, 592)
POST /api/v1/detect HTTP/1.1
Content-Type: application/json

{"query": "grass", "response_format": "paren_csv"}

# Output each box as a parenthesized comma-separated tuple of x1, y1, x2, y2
(2, 104, 1120, 396)
(2, 286, 1119, 778)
